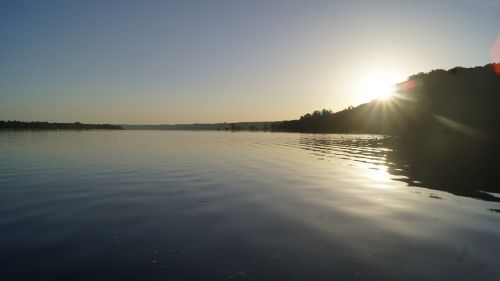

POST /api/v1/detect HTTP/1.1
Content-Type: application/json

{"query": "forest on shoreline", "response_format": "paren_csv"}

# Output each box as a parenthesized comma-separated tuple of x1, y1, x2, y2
(0, 121, 123, 130)
(271, 64, 500, 137)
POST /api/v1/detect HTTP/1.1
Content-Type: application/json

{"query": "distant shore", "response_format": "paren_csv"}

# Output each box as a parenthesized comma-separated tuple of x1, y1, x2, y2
(0, 121, 123, 130)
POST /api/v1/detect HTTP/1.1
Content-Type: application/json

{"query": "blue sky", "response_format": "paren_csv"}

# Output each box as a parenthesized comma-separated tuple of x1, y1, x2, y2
(1, 0, 499, 123)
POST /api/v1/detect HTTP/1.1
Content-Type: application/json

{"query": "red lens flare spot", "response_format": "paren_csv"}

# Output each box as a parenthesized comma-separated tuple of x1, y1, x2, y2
(493, 63, 500, 75)
(491, 35, 500, 74)
(397, 80, 416, 92)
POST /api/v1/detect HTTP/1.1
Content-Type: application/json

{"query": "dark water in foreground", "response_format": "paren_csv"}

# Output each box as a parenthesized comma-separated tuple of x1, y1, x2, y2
(0, 131, 499, 281)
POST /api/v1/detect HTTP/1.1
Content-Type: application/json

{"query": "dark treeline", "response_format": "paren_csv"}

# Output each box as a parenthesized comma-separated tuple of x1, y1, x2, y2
(272, 63, 500, 137)
(0, 121, 123, 130)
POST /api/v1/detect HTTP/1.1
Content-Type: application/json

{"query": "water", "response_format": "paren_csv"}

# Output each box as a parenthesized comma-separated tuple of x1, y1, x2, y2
(0, 130, 499, 281)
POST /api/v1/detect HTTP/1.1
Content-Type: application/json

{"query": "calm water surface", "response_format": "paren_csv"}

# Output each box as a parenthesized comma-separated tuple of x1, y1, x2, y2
(0, 131, 499, 281)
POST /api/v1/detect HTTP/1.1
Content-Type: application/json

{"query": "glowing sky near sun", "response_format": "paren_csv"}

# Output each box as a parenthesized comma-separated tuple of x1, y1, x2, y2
(1, 1, 499, 124)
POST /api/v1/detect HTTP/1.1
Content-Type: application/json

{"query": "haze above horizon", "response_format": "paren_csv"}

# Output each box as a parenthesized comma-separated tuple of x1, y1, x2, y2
(1, 0, 499, 124)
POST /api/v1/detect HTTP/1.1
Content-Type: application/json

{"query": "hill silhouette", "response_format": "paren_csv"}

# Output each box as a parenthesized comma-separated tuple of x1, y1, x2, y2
(271, 63, 500, 137)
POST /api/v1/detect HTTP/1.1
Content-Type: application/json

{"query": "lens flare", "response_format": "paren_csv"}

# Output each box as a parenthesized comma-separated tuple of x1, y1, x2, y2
(491, 35, 500, 74)
(396, 80, 416, 92)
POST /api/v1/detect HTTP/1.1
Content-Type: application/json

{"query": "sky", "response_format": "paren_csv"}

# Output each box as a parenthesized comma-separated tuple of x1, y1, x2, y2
(1, 0, 499, 124)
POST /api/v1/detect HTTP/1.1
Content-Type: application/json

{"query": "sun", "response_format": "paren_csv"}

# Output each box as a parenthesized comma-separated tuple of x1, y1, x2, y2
(359, 73, 400, 102)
